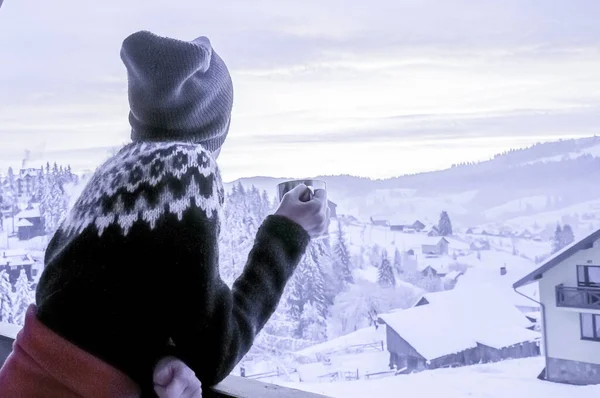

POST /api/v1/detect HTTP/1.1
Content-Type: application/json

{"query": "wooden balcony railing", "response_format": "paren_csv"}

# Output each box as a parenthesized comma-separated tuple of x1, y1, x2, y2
(0, 332, 330, 398)
(556, 285, 600, 310)
(206, 375, 330, 398)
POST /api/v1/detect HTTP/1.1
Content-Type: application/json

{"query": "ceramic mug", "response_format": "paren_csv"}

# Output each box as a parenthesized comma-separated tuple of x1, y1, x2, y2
(277, 179, 329, 239)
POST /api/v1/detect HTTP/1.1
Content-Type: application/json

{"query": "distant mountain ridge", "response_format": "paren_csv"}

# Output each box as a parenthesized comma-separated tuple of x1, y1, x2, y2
(226, 136, 600, 227)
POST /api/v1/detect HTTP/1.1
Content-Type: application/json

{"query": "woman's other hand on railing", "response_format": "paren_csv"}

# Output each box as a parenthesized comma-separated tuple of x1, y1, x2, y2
(153, 356, 202, 398)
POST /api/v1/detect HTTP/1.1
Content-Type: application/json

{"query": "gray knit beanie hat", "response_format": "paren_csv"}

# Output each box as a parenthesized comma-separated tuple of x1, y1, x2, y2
(120, 31, 233, 152)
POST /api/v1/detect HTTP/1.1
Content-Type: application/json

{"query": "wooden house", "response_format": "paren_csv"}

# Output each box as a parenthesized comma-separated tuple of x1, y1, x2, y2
(421, 237, 449, 256)
(15, 206, 44, 240)
(0, 249, 37, 283)
(426, 226, 440, 237)
(327, 200, 338, 219)
(370, 216, 390, 227)
(443, 270, 464, 288)
(378, 290, 540, 373)
(390, 219, 425, 232)
(16, 168, 42, 198)
(519, 229, 533, 239)
(420, 265, 448, 278)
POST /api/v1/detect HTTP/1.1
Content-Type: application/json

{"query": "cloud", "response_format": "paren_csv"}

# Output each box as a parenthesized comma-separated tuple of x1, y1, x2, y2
(1, 0, 600, 179)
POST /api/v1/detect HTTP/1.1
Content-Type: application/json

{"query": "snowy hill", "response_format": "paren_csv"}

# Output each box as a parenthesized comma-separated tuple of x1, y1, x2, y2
(227, 135, 600, 227)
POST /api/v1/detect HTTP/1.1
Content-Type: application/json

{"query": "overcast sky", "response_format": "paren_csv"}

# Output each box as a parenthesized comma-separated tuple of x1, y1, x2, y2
(1, 0, 599, 181)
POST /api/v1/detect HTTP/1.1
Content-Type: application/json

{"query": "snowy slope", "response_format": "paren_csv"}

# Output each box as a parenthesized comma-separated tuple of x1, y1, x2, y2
(521, 142, 600, 166)
(483, 195, 548, 220)
(504, 199, 600, 237)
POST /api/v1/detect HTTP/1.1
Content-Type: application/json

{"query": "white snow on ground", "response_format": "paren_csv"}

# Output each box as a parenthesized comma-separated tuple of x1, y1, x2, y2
(295, 326, 386, 359)
(280, 357, 600, 398)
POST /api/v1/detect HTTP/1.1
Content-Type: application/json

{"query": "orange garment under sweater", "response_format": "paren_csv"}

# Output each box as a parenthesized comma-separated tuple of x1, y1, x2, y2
(0, 304, 140, 398)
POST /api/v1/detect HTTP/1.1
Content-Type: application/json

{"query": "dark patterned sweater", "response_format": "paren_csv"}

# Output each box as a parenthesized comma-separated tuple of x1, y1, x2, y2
(35, 141, 310, 395)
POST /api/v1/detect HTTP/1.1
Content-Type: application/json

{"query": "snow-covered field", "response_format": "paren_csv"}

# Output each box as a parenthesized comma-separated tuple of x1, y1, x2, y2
(281, 357, 600, 398)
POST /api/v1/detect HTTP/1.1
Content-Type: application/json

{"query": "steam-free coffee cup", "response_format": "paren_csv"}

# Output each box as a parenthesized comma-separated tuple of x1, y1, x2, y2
(277, 179, 329, 239)
(277, 179, 327, 202)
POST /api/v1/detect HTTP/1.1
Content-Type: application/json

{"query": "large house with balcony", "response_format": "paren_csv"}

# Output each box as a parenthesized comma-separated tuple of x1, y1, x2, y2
(513, 227, 600, 385)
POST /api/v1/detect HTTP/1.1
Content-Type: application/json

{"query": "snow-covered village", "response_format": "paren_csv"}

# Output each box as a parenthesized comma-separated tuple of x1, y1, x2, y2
(1, 136, 600, 397)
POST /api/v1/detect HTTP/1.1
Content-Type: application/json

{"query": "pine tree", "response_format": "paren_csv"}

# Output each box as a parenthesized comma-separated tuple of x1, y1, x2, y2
(7, 167, 15, 192)
(369, 245, 382, 267)
(393, 248, 402, 274)
(333, 220, 353, 286)
(33, 166, 44, 202)
(248, 186, 262, 223)
(218, 185, 256, 285)
(562, 224, 575, 248)
(13, 269, 33, 325)
(552, 224, 563, 253)
(300, 302, 327, 342)
(0, 270, 14, 323)
(5, 167, 16, 209)
(438, 211, 453, 236)
(41, 176, 69, 235)
(377, 250, 396, 287)
(313, 236, 337, 307)
(260, 190, 271, 220)
(287, 243, 327, 338)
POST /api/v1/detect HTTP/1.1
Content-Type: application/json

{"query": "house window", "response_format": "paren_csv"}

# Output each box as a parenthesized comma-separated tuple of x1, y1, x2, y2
(580, 313, 600, 340)
(577, 265, 600, 287)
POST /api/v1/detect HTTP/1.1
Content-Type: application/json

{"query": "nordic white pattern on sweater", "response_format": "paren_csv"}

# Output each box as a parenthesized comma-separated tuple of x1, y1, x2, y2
(60, 142, 224, 236)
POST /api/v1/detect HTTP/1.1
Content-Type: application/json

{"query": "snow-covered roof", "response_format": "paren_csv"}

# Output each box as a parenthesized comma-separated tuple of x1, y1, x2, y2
(389, 218, 422, 226)
(0, 257, 35, 266)
(0, 321, 22, 339)
(15, 208, 40, 219)
(421, 237, 448, 246)
(444, 270, 463, 280)
(379, 286, 538, 360)
(16, 218, 33, 227)
(379, 305, 478, 360)
(413, 290, 456, 306)
(418, 262, 450, 274)
(0, 250, 35, 266)
(371, 215, 389, 221)
(1, 249, 28, 257)
(454, 267, 539, 309)
(475, 326, 540, 350)
(444, 238, 471, 251)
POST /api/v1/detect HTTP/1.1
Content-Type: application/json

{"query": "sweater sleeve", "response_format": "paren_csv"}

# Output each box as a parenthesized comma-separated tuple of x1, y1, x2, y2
(168, 213, 310, 386)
